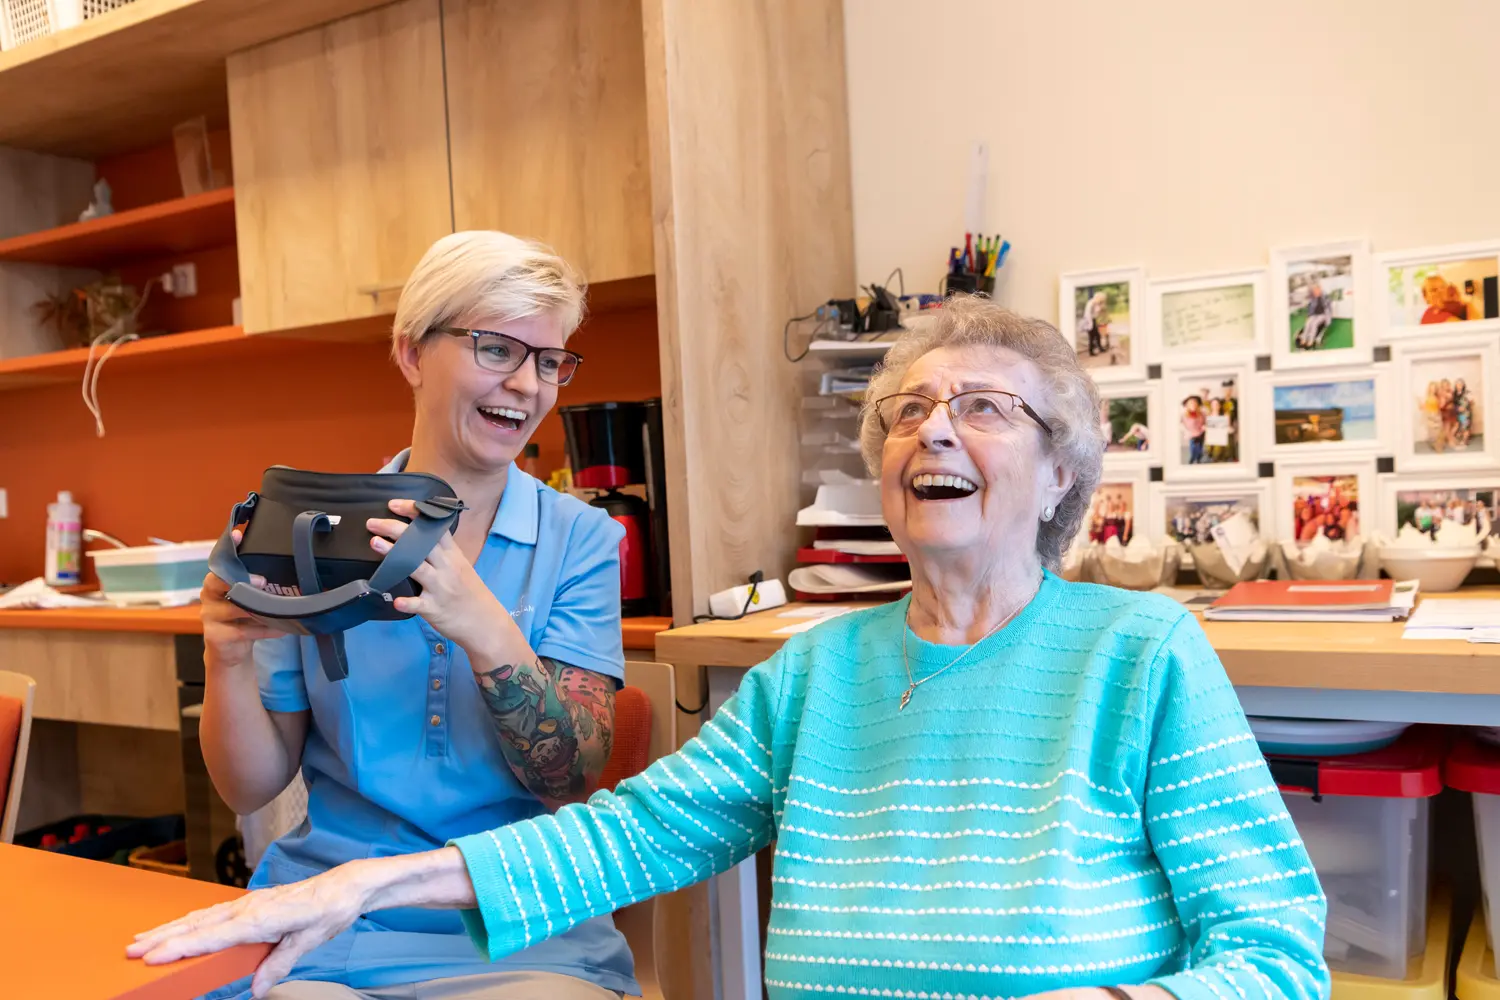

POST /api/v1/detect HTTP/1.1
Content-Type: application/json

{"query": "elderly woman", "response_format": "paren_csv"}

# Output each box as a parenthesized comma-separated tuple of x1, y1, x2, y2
(134, 297, 1329, 1000)
(185, 231, 638, 999)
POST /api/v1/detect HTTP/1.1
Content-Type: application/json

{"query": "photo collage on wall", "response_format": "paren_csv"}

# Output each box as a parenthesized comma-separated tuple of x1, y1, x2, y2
(1061, 238, 1500, 550)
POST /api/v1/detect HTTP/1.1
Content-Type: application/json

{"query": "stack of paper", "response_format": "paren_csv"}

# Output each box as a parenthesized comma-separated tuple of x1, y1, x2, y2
(810, 539, 902, 556)
(1204, 579, 1419, 622)
(1402, 599, 1500, 641)
(787, 563, 912, 595)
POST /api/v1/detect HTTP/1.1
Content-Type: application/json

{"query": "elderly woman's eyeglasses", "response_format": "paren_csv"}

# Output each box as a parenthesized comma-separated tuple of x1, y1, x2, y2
(873, 389, 1053, 438)
(435, 326, 584, 386)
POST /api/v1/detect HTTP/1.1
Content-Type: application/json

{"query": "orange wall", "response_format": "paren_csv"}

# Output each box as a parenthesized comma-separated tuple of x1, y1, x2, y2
(0, 306, 660, 585)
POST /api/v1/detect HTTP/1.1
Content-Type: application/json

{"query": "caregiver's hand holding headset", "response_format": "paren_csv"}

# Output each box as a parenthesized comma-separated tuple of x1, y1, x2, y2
(177, 232, 637, 1000)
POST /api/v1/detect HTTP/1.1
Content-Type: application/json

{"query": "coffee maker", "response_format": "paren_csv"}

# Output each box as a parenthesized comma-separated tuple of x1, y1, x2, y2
(559, 399, 672, 617)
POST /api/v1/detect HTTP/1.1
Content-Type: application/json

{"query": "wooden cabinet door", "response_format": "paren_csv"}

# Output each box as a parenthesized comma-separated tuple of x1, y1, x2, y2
(227, 0, 453, 334)
(443, 0, 654, 286)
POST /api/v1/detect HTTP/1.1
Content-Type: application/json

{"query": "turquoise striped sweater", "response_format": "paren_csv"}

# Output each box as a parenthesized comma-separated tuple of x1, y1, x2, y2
(453, 573, 1330, 1000)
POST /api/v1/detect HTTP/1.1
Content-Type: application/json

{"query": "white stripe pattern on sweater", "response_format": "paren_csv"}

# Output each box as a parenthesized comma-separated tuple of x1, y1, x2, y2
(1148, 784, 1280, 822)
(718, 705, 772, 758)
(702, 717, 772, 781)
(785, 793, 1139, 821)
(1177, 867, 1317, 904)
(764, 944, 1179, 975)
(1156, 813, 1294, 849)
(775, 845, 1148, 868)
(772, 889, 1174, 917)
(1151, 732, 1255, 767)
(779, 819, 1135, 844)
(1150, 758, 1266, 794)
(773, 868, 1162, 893)
(790, 768, 1133, 799)
(551, 814, 596, 912)
(485, 828, 533, 946)
(661, 757, 757, 835)
(1166, 840, 1304, 875)
(763, 978, 1012, 999)
(508, 825, 554, 938)
(564, 810, 615, 911)
(766, 916, 1180, 945)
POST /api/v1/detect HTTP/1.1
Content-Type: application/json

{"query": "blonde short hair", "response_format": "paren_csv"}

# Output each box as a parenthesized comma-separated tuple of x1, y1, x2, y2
(392, 231, 585, 356)
(858, 296, 1106, 570)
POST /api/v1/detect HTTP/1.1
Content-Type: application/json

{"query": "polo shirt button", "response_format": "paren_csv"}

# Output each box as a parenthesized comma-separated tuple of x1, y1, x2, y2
(432, 678, 442, 691)
(430, 714, 442, 726)
(434, 642, 446, 655)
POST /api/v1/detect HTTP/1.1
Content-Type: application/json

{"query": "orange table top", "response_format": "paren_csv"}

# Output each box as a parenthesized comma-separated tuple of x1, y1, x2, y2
(0, 843, 268, 999)
(0, 605, 673, 649)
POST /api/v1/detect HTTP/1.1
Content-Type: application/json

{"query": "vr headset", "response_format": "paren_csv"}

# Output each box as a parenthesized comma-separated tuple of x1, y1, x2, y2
(208, 467, 466, 682)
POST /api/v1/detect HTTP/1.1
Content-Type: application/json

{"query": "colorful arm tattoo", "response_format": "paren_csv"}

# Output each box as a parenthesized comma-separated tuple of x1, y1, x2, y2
(473, 657, 616, 805)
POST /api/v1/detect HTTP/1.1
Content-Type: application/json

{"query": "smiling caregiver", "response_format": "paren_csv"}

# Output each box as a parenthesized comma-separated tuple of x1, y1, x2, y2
(136, 296, 1329, 1000)
(187, 231, 639, 999)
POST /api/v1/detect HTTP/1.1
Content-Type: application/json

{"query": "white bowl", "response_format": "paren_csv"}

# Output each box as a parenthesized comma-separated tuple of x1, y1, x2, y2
(1377, 545, 1480, 592)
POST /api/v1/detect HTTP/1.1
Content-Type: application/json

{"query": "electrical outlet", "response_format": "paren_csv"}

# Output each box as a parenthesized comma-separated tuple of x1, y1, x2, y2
(0, 488, 8, 518)
(169, 262, 198, 298)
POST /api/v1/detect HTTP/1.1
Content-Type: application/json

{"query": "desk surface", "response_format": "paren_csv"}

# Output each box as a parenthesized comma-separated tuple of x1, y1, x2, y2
(654, 590, 1500, 696)
(0, 606, 673, 648)
(0, 842, 268, 999)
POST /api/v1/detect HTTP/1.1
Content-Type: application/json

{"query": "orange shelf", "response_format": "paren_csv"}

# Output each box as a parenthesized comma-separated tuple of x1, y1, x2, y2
(0, 187, 235, 268)
(0, 325, 270, 389)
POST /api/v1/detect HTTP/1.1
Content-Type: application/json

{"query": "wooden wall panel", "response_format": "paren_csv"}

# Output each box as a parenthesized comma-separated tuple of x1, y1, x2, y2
(443, 0, 654, 285)
(227, 0, 452, 333)
(642, 0, 856, 623)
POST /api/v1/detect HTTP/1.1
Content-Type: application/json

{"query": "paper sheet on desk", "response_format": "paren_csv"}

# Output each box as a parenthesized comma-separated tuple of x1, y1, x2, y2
(1401, 598, 1500, 639)
(0, 577, 106, 610)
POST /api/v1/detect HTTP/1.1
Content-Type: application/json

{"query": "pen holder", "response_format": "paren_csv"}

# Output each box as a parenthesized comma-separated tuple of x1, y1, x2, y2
(943, 273, 978, 296)
(976, 275, 995, 296)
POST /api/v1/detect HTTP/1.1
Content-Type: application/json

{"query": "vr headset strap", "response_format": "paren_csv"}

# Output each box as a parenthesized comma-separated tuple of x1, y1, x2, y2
(367, 499, 464, 593)
(292, 511, 349, 683)
(207, 494, 258, 587)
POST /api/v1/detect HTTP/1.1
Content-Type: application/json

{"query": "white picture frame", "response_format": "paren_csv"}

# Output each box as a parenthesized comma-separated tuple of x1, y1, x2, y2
(1260, 364, 1392, 459)
(1059, 265, 1147, 383)
(1376, 472, 1500, 540)
(1269, 239, 1373, 370)
(1146, 268, 1269, 365)
(1374, 240, 1500, 343)
(1077, 467, 1151, 547)
(1149, 481, 1273, 547)
(1160, 360, 1256, 483)
(1272, 457, 1377, 543)
(1391, 336, 1500, 473)
(1098, 380, 1164, 469)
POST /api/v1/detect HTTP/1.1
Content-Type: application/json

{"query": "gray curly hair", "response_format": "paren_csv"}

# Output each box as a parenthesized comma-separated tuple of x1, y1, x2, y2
(858, 295, 1106, 571)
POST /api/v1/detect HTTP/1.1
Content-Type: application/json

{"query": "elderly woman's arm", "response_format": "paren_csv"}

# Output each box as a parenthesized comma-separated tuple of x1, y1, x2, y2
(1139, 618, 1330, 1000)
(134, 649, 787, 991)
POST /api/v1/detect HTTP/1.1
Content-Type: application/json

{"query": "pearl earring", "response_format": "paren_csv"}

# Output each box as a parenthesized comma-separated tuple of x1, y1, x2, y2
(1041, 505, 1055, 522)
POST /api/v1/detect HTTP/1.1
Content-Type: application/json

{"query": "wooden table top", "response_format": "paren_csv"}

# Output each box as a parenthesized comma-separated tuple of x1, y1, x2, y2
(0, 605, 673, 649)
(654, 590, 1500, 696)
(0, 842, 268, 1000)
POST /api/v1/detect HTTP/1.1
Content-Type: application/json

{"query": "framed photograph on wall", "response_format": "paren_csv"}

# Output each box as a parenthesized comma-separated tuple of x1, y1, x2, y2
(1077, 467, 1150, 547)
(1161, 360, 1255, 482)
(1269, 239, 1373, 369)
(1376, 473, 1500, 540)
(1272, 457, 1376, 543)
(1146, 268, 1269, 364)
(1261, 365, 1391, 459)
(1392, 336, 1500, 472)
(1150, 481, 1272, 547)
(1375, 240, 1500, 342)
(1098, 381, 1164, 468)
(1059, 266, 1147, 383)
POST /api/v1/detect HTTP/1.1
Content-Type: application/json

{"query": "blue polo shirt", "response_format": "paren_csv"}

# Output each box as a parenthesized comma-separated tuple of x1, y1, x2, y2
(210, 451, 637, 997)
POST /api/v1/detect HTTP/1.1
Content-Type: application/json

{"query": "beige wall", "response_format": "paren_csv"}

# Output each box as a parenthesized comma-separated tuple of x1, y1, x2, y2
(844, 0, 1500, 323)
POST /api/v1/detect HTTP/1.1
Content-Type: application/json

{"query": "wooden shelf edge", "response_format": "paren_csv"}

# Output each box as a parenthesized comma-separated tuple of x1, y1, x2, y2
(0, 325, 246, 388)
(0, 187, 235, 267)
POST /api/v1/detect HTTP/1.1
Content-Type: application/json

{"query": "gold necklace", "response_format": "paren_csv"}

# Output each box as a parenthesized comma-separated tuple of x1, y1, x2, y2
(899, 576, 1041, 711)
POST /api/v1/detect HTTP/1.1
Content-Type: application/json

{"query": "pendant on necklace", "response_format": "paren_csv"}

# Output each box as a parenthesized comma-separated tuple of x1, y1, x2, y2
(899, 686, 914, 711)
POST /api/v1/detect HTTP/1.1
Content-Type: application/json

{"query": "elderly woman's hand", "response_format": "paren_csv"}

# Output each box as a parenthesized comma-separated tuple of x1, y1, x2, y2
(367, 499, 514, 656)
(127, 863, 371, 999)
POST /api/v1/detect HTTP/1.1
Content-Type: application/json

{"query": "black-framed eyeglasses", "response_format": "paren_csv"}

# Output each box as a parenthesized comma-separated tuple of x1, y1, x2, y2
(873, 389, 1053, 438)
(434, 326, 584, 386)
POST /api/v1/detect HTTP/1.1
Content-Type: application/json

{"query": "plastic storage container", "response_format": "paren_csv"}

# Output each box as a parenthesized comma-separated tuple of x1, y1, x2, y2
(1444, 736, 1500, 965)
(1267, 729, 1442, 979)
(88, 540, 214, 606)
(1329, 892, 1450, 1000)
(1457, 907, 1500, 1000)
